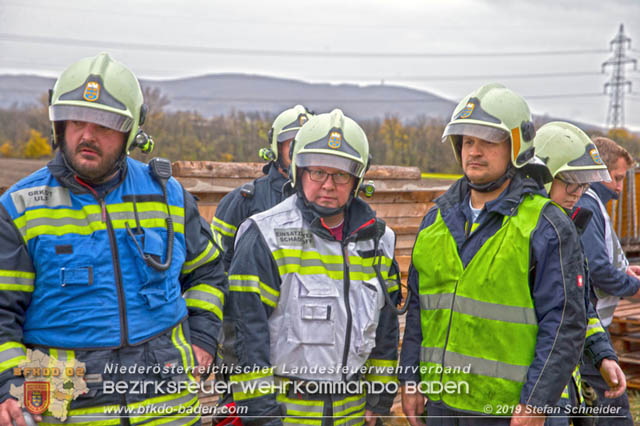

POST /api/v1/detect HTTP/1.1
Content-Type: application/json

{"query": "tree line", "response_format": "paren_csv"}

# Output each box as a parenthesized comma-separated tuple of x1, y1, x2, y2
(1, 87, 638, 174)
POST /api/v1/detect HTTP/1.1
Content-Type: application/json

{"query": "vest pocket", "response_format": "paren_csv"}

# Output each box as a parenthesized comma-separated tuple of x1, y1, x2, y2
(127, 229, 175, 309)
(289, 276, 338, 345)
(351, 281, 383, 356)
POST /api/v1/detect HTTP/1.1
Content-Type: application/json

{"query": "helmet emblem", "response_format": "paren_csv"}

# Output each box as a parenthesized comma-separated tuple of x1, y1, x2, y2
(460, 102, 475, 119)
(328, 131, 341, 149)
(590, 148, 603, 165)
(83, 82, 100, 102)
(299, 115, 308, 126)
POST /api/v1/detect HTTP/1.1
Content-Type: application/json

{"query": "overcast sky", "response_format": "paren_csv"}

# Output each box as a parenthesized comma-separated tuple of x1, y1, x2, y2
(1, 0, 640, 130)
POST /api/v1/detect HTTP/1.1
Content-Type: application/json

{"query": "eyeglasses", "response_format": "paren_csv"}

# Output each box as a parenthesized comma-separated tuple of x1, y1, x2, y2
(559, 179, 590, 195)
(305, 168, 353, 185)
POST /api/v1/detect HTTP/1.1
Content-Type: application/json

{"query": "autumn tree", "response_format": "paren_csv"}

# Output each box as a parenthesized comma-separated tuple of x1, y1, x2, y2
(24, 129, 52, 158)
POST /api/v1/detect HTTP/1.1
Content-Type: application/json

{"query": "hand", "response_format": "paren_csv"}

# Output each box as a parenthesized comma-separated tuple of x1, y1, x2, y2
(0, 398, 42, 426)
(626, 265, 640, 279)
(364, 409, 378, 426)
(401, 385, 426, 426)
(191, 344, 214, 378)
(510, 403, 545, 426)
(599, 358, 627, 398)
(627, 265, 640, 276)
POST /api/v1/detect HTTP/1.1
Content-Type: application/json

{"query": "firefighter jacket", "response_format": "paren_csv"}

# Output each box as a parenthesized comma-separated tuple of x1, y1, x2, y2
(212, 163, 288, 271)
(224, 194, 401, 425)
(399, 173, 587, 415)
(0, 152, 228, 424)
(576, 183, 640, 327)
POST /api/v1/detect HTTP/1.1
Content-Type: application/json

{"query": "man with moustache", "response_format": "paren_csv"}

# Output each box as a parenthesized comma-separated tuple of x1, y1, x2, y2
(0, 53, 227, 426)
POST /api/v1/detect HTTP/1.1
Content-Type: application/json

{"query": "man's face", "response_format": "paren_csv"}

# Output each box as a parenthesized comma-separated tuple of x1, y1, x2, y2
(302, 166, 355, 209)
(278, 139, 293, 169)
(461, 135, 511, 185)
(549, 178, 589, 211)
(63, 120, 126, 183)
(602, 156, 629, 196)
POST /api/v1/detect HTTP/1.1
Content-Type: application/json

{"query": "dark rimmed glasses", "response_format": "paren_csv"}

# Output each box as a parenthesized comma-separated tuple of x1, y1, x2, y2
(305, 168, 353, 185)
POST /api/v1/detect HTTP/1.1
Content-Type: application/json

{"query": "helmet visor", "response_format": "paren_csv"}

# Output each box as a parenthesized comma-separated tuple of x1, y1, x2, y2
(49, 105, 133, 133)
(296, 153, 365, 177)
(442, 122, 509, 144)
(277, 128, 299, 143)
(557, 169, 611, 184)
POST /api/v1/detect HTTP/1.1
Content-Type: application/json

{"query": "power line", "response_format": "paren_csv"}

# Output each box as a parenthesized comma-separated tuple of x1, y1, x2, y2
(168, 93, 605, 103)
(0, 33, 610, 59)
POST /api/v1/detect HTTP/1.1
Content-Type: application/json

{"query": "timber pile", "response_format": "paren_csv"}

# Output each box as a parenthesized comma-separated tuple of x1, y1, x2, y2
(174, 161, 447, 425)
(610, 299, 640, 390)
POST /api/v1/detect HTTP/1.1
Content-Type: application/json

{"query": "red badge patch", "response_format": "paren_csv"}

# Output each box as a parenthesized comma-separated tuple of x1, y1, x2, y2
(24, 381, 50, 414)
(577, 275, 584, 288)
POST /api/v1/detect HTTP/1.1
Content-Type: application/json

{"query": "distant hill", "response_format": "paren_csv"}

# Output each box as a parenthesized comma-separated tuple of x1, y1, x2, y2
(0, 73, 456, 122)
(0, 73, 610, 133)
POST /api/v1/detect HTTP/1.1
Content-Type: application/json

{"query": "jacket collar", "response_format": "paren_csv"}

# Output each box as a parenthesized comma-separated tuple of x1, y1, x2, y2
(436, 172, 544, 218)
(590, 181, 618, 204)
(266, 162, 288, 195)
(295, 194, 382, 242)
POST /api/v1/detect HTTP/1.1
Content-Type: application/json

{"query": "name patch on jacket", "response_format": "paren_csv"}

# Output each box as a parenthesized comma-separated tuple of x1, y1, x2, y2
(11, 186, 72, 214)
(275, 228, 314, 247)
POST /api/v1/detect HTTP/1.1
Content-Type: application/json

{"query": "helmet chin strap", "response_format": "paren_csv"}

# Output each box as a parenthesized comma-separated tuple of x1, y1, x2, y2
(466, 164, 516, 193)
(298, 187, 346, 217)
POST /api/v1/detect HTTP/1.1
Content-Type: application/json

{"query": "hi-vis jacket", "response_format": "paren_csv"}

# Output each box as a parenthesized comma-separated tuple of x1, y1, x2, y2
(224, 195, 401, 425)
(0, 153, 227, 424)
(399, 173, 587, 416)
(577, 183, 640, 327)
(212, 163, 288, 271)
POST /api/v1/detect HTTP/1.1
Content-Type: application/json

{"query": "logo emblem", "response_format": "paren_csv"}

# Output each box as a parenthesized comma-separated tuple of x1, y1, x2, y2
(459, 102, 475, 119)
(25, 381, 50, 414)
(299, 115, 308, 126)
(590, 148, 603, 165)
(328, 132, 341, 149)
(83, 82, 100, 102)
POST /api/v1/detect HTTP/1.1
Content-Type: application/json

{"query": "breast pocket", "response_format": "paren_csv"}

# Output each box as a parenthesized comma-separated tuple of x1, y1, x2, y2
(288, 276, 339, 345)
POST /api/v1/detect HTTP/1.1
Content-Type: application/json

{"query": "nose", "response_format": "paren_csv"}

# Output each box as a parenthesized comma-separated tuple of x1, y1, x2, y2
(79, 122, 99, 140)
(321, 175, 337, 189)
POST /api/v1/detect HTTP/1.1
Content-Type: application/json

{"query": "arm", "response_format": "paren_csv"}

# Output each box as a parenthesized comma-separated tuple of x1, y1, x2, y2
(399, 210, 436, 424)
(0, 203, 34, 423)
(181, 189, 228, 359)
(579, 197, 640, 297)
(520, 205, 587, 408)
(211, 189, 246, 271)
(364, 259, 400, 415)
(226, 221, 282, 426)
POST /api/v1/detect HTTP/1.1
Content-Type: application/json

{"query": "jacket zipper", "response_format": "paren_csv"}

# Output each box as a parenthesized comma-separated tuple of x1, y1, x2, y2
(99, 197, 129, 347)
(439, 279, 459, 384)
(340, 241, 353, 381)
(74, 176, 129, 347)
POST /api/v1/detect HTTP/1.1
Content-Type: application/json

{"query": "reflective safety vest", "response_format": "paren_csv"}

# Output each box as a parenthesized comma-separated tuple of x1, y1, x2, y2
(237, 196, 397, 382)
(412, 194, 549, 415)
(583, 188, 628, 327)
(0, 158, 189, 348)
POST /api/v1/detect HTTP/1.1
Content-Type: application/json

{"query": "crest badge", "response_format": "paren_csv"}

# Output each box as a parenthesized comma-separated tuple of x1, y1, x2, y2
(459, 102, 475, 119)
(299, 115, 308, 126)
(83, 82, 100, 102)
(24, 381, 50, 414)
(590, 148, 603, 165)
(328, 132, 341, 149)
